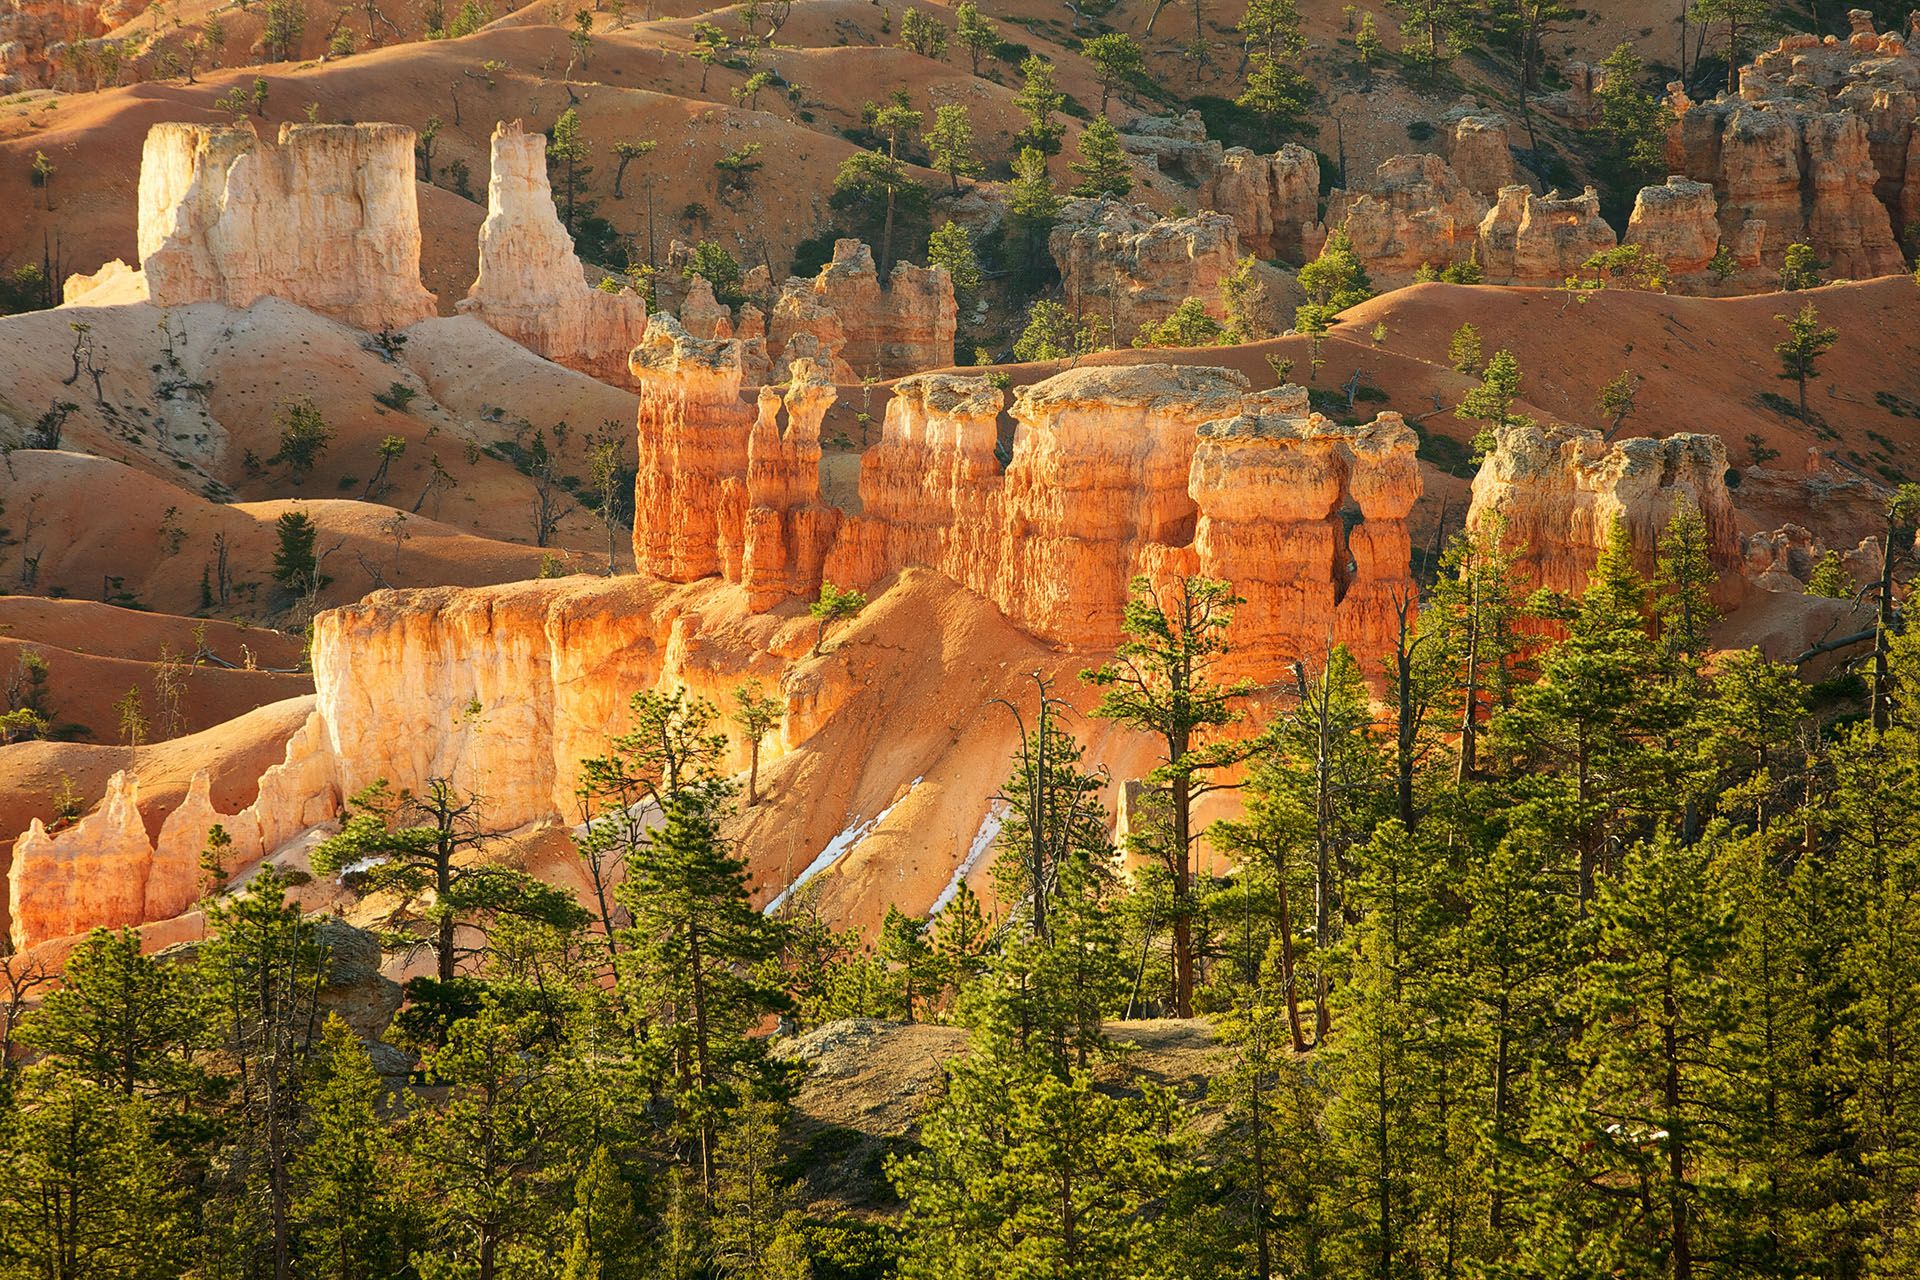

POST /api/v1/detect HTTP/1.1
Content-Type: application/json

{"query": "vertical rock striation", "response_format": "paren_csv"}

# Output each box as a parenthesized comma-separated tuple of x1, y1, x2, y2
(458, 120, 652, 385)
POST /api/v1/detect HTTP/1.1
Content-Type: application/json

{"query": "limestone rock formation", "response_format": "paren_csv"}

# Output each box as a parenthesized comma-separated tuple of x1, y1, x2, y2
(457, 120, 651, 385)
(1467, 423, 1739, 597)
(1624, 176, 1728, 281)
(1323, 155, 1490, 284)
(1184, 386, 1420, 671)
(1476, 185, 1618, 286)
(8, 717, 340, 951)
(81, 121, 440, 332)
(1117, 110, 1223, 187)
(1049, 199, 1244, 342)
(1664, 18, 1914, 278)
(826, 365, 1417, 659)
(1442, 105, 1516, 195)
(809, 240, 955, 376)
(1203, 145, 1325, 263)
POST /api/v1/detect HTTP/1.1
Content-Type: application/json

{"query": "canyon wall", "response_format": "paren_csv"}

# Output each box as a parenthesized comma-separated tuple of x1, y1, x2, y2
(1049, 199, 1245, 342)
(1467, 422, 1740, 597)
(112, 122, 441, 331)
(457, 120, 652, 385)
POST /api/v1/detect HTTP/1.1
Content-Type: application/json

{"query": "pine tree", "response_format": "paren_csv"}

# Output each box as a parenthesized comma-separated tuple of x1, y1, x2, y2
(19, 927, 196, 1098)
(202, 867, 330, 1280)
(0, 1068, 185, 1280)
(711, 1086, 807, 1280)
(315, 778, 585, 984)
(926, 220, 981, 308)
(1775, 301, 1838, 423)
(1085, 575, 1252, 1017)
(1447, 321, 1482, 374)
(560, 1146, 647, 1280)
(877, 905, 941, 1022)
(922, 103, 979, 193)
(615, 754, 787, 1197)
(1012, 55, 1065, 154)
(1237, 51, 1311, 146)
(1295, 230, 1374, 334)
(1653, 495, 1720, 676)
(1082, 32, 1144, 112)
(291, 1017, 412, 1280)
(1069, 115, 1131, 198)
(1517, 831, 1737, 1279)
(548, 107, 594, 238)
(953, 0, 997, 75)
(407, 1000, 580, 1280)
(729, 679, 784, 808)
(1006, 147, 1060, 278)
(1458, 349, 1532, 454)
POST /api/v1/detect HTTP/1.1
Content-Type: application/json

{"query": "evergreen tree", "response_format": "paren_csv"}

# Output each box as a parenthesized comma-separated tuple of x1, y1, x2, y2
(290, 1018, 413, 1280)
(1085, 575, 1252, 1017)
(548, 107, 594, 238)
(19, 927, 196, 1099)
(1069, 116, 1131, 198)
(1082, 32, 1144, 112)
(953, 0, 997, 75)
(1447, 321, 1482, 374)
(1775, 301, 1838, 423)
(560, 1146, 647, 1280)
(614, 736, 787, 1197)
(1132, 297, 1226, 347)
(876, 905, 941, 1022)
(926, 220, 981, 308)
(315, 778, 585, 984)
(1295, 230, 1374, 333)
(406, 1000, 581, 1280)
(1006, 147, 1061, 279)
(201, 868, 330, 1280)
(1012, 55, 1065, 154)
(922, 103, 979, 193)
(0, 1069, 185, 1280)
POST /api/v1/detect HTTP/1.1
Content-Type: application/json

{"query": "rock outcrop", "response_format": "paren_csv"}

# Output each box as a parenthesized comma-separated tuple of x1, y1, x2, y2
(1467, 423, 1739, 597)
(1624, 176, 1734, 282)
(65, 122, 440, 331)
(1203, 144, 1325, 262)
(629, 332, 1420, 660)
(457, 120, 652, 385)
(1664, 17, 1914, 278)
(1476, 184, 1618, 286)
(1323, 155, 1490, 284)
(1049, 199, 1245, 341)
(1442, 105, 1516, 195)
(780, 240, 955, 377)
(8, 716, 340, 951)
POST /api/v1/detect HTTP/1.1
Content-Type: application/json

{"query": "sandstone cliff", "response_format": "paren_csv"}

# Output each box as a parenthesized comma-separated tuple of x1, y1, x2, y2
(1323, 155, 1489, 285)
(1203, 145, 1324, 263)
(457, 120, 652, 386)
(65, 122, 440, 332)
(1467, 422, 1739, 597)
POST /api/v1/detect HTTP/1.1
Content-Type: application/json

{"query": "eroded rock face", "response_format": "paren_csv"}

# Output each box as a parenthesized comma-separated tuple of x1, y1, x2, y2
(1625, 176, 1726, 280)
(1049, 199, 1245, 342)
(8, 719, 340, 951)
(1442, 106, 1516, 195)
(1664, 19, 1914, 278)
(457, 120, 652, 385)
(1467, 423, 1739, 597)
(1323, 155, 1490, 284)
(1185, 386, 1420, 672)
(798, 240, 955, 377)
(124, 121, 438, 332)
(1203, 145, 1325, 263)
(1477, 184, 1618, 286)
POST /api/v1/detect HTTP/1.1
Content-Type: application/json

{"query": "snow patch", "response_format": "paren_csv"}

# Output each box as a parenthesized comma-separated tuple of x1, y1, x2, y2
(930, 800, 1006, 917)
(765, 777, 925, 914)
